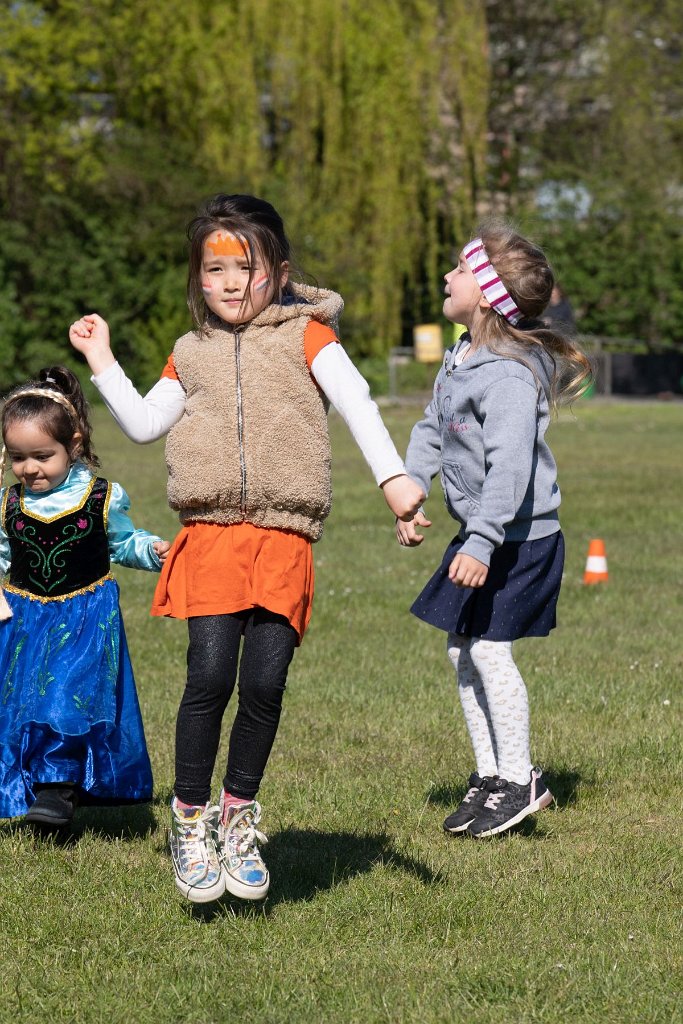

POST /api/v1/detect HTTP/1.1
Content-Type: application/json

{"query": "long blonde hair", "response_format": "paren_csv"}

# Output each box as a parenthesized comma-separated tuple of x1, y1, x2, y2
(470, 222, 592, 408)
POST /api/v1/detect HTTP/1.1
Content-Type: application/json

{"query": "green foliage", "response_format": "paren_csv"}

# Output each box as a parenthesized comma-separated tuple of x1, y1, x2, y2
(486, 0, 683, 347)
(0, 0, 681, 391)
(0, 0, 488, 383)
(528, 208, 683, 346)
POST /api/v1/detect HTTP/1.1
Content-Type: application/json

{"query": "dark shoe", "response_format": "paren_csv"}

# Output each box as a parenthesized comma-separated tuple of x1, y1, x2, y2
(25, 786, 78, 827)
(443, 773, 497, 834)
(467, 768, 554, 838)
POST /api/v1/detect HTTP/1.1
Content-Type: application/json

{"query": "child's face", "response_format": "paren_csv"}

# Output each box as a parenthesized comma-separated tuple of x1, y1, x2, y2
(201, 231, 288, 325)
(4, 421, 76, 493)
(443, 251, 484, 328)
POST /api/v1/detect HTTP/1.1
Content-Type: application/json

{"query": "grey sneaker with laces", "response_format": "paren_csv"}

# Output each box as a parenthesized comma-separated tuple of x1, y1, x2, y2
(169, 797, 226, 903)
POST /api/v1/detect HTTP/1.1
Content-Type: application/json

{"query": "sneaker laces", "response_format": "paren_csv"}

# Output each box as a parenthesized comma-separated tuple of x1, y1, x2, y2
(223, 803, 268, 860)
(174, 805, 219, 879)
(233, 821, 268, 858)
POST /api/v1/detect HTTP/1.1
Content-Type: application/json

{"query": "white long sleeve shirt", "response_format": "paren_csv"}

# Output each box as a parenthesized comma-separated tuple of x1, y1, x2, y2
(92, 342, 406, 486)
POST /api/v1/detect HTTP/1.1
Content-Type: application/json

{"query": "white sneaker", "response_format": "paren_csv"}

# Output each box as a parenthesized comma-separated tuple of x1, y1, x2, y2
(169, 797, 226, 903)
(217, 794, 270, 900)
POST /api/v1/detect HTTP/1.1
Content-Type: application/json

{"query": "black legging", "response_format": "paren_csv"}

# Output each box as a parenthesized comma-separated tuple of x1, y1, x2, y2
(174, 609, 297, 805)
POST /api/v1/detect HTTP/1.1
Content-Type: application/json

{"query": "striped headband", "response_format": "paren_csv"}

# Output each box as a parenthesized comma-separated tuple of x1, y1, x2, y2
(463, 238, 522, 325)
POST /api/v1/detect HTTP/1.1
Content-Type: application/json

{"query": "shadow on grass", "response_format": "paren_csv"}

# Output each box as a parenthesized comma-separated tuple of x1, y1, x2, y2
(71, 801, 158, 841)
(0, 801, 158, 846)
(188, 827, 444, 922)
(426, 766, 584, 810)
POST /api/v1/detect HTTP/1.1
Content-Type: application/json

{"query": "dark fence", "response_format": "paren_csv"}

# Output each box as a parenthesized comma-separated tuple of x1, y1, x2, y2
(386, 337, 683, 401)
(585, 339, 683, 397)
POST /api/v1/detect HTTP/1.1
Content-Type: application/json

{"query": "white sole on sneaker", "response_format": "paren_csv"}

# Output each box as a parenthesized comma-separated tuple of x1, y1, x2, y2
(173, 867, 226, 904)
(471, 789, 554, 838)
(222, 868, 270, 901)
(444, 818, 477, 835)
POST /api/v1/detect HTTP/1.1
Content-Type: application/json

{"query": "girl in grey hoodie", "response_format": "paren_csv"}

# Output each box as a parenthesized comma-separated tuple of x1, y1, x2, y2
(398, 223, 591, 839)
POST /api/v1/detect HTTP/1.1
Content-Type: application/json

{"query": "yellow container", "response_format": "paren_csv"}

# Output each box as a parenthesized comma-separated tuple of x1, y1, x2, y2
(413, 323, 443, 363)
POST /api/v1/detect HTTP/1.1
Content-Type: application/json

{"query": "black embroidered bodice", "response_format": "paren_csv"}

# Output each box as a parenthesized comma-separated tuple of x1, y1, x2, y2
(3, 477, 111, 598)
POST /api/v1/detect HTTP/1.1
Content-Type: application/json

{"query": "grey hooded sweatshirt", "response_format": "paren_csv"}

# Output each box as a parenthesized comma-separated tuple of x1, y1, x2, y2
(405, 335, 561, 566)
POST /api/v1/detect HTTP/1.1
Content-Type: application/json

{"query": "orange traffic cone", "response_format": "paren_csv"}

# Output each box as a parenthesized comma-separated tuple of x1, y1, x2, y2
(583, 539, 608, 584)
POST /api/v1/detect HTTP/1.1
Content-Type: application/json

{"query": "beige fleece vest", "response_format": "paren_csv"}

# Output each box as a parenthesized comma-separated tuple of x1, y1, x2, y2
(165, 284, 343, 542)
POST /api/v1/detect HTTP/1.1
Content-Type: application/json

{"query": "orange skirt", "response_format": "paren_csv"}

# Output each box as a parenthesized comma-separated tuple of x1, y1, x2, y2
(151, 522, 315, 642)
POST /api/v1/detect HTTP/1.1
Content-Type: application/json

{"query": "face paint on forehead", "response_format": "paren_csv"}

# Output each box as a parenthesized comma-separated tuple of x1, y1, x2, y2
(206, 232, 249, 258)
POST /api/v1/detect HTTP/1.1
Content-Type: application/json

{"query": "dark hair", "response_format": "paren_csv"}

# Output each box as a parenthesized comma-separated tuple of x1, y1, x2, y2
(469, 221, 592, 407)
(187, 193, 295, 333)
(1, 366, 99, 470)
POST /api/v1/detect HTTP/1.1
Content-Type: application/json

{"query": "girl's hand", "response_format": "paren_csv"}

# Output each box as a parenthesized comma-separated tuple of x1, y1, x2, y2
(153, 540, 171, 564)
(396, 510, 432, 546)
(381, 474, 425, 522)
(69, 313, 116, 375)
(448, 553, 488, 588)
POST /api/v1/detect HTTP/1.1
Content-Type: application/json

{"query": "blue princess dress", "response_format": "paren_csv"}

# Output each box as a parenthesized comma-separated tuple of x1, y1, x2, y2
(0, 462, 161, 818)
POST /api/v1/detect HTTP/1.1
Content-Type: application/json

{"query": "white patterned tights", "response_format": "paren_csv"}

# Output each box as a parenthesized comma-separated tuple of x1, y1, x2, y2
(447, 632, 532, 785)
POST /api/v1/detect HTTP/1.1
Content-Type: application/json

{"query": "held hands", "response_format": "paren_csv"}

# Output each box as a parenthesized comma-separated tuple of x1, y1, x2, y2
(396, 512, 489, 588)
(381, 474, 425, 523)
(396, 508, 489, 588)
(448, 552, 488, 588)
(69, 313, 116, 376)
(153, 540, 171, 564)
(396, 510, 432, 546)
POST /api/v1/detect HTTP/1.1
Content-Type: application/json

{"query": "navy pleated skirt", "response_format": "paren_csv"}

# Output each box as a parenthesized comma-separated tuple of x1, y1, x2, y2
(411, 531, 564, 641)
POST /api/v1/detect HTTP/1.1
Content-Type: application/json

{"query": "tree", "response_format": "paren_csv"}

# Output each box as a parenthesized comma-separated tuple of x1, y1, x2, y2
(0, 0, 491, 385)
(483, 0, 683, 347)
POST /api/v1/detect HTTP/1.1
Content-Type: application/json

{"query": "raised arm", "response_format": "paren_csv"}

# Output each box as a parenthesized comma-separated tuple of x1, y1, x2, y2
(70, 314, 186, 442)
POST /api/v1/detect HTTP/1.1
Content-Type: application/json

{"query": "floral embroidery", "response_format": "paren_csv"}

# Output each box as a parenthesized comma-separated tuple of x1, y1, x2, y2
(98, 607, 120, 686)
(2, 633, 26, 705)
(4, 479, 110, 598)
(36, 623, 72, 696)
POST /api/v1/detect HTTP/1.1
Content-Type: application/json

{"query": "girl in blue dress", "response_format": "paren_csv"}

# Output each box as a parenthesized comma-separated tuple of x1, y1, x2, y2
(0, 366, 170, 827)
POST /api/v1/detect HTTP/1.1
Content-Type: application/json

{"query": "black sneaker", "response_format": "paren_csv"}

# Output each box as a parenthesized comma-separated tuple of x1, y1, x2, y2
(25, 785, 78, 828)
(467, 768, 553, 838)
(443, 773, 497, 834)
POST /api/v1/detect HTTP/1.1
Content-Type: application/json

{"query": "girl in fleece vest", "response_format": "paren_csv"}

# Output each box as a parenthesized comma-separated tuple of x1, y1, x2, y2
(70, 193, 423, 904)
(398, 223, 591, 840)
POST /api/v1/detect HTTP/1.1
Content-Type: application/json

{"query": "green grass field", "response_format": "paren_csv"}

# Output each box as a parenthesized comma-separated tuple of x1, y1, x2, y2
(1, 400, 681, 1024)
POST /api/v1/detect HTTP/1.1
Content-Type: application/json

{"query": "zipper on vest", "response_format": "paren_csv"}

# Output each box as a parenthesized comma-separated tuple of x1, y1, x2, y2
(234, 328, 247, 517)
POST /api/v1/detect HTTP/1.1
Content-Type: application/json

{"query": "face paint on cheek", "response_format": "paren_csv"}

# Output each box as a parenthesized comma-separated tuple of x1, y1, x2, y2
(253, 275, 269, 293)
(201, 279, 213, 295)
